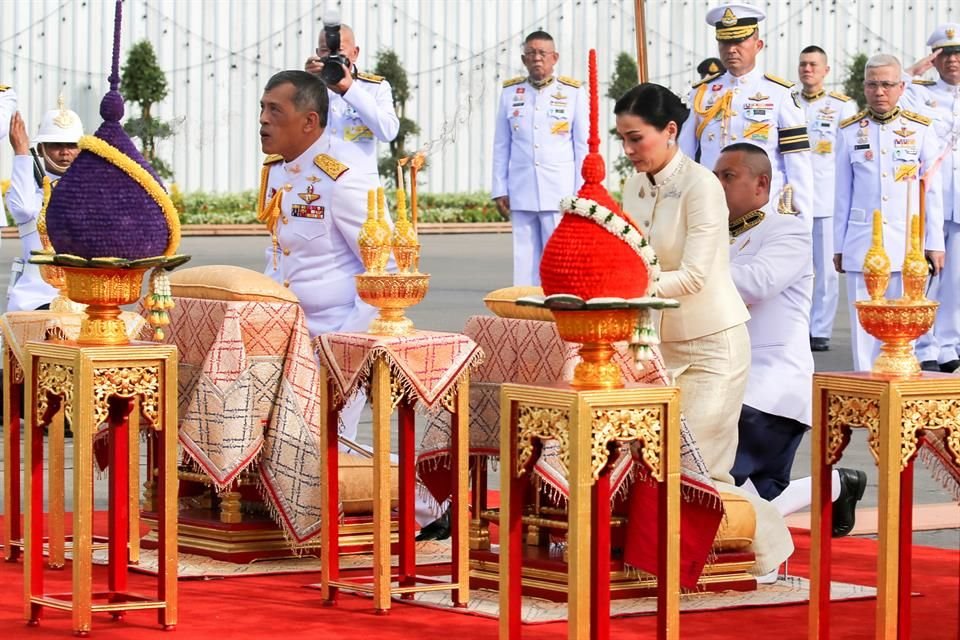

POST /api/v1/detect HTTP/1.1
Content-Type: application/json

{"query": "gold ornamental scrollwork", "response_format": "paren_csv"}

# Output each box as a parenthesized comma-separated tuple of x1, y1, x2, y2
(901, 397, 960, 470)
(11, 358, 24, 385)
(826, 393, 880, 464)
(91, 365, 161, 428)
(36, 361, 75, 425)
(516, 405, 570, 477)
(593, 407, 662, 481)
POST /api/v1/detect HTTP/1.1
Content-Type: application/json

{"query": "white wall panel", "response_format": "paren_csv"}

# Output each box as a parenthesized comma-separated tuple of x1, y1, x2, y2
(0, 0, 954, 195)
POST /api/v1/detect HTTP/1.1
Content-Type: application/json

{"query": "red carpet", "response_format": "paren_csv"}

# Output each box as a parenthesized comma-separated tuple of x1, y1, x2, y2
(0, 515, 957, 639)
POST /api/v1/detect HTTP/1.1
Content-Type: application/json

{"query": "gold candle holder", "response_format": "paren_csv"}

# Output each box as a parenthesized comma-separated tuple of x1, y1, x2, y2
(855, 209, 937, 376)
(391, 188, 420, 274)
(553, 308, 637, 389)
(355, 272, 430, 337)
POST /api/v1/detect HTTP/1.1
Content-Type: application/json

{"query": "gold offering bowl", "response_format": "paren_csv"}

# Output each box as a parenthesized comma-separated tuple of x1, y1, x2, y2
(855, 299, 938, 376)
(553, 308, 637, 390)
(62, 266, 150, 345)
(355, 272, 430, 337)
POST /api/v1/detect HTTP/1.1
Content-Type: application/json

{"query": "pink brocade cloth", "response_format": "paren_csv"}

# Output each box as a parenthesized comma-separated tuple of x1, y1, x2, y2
(155, 297, 326, 543)
(416, 315, 725, 587)
(314, 330, 484, 412)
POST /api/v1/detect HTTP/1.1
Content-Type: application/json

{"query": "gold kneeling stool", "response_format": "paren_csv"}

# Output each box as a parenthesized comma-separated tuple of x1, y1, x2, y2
(23, 341, 178, 635)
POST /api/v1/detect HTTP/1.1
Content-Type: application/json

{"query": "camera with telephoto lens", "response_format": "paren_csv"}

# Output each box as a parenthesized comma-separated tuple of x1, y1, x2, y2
(318, 15, 350, 85)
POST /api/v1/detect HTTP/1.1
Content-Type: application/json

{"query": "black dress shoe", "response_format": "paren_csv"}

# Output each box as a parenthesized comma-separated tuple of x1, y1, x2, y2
(810, 337, 830, 352)
(920, 360, 940, 372)
(940, 359, 960, 374)
(832, 468, 867, 538)
(415, 509, 451, 541)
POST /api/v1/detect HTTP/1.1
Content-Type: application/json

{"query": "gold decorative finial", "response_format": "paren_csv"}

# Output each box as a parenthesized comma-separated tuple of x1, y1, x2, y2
(391, 187, 420, 274)
(900, 214, 927, 300)
(777, 185, 799, 215)
(862, 209, 891, 300)
(358, 188, 390, 273)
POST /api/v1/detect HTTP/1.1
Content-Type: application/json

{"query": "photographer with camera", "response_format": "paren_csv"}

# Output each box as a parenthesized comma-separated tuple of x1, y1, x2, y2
(305, 19, 399, 186)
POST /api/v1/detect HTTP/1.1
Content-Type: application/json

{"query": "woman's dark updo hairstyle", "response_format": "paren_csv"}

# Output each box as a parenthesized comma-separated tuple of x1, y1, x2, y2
(614, 83, 689, 134)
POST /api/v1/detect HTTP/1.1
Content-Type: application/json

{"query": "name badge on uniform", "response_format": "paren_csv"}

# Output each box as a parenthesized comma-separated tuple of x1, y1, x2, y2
(853, 142, 871, 151)
(290, 203, 325, 219)
(894, 163, 918, 182)
(550, 120, 570, 135)
(344, 125, 373, 142)
(512, 100, 525, 108)
(743, 121, 771, 142)
(548, 106, 567, 119)
(893, 138, 918, 160)
(743, 103, 774, 121)
(813, 139, 833, 154)
(343, 105, 360, 120)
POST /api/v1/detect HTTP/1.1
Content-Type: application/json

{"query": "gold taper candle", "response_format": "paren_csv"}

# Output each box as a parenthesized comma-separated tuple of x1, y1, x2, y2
(397, 162, 405, 193)
(410, 154, 424, 230)
(905, 179, 912, 259)
(919, 177, 926, 254)
(367, 188, 375, 218)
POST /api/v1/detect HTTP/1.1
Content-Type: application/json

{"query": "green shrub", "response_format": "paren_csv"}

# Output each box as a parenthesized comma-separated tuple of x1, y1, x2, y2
(177, 189, 502, 224)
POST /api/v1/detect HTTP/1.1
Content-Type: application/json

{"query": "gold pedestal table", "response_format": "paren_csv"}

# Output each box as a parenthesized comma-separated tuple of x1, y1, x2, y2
(22, 340, 178, 635)
(809, 372, 960, 639)
(2, 311, 145, 566)
(315, 330, 483, 612)
(499, 382, 681, 640)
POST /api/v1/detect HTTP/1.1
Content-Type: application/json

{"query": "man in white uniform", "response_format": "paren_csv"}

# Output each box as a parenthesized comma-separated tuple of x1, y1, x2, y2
(491, 30, 588, 286)
(796, 46, 859, 352)
(718, 143, 866, 538)
(0, 84, 17, 248)
(834, 54, 945, 372)
(258, 70, 378, 445)
(680, 3, 814, 226)
(305, 22, 399, 190)
(5, 99, 84, 311)
(902, 24, 960, 373)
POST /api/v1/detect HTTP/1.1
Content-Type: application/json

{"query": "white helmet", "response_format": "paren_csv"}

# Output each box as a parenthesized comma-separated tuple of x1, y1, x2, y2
(35, 96, 84, 144)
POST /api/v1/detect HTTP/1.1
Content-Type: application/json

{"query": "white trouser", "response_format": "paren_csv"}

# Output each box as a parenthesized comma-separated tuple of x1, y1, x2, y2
(810, 217, 839, 339)
(930, 220, 960, 364)
(846, 272, 936, 370)
(511, 209, 562, 286)
(766, 471, 843, 517)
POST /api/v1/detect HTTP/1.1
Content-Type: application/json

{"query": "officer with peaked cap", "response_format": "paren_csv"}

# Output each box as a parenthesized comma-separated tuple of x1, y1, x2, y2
(5, 98, 83, 311)
(834, 54, 944, 372)
(796, 45, 859, 353)
(679, 3, 814, 227)
(901, 23, 960, 373)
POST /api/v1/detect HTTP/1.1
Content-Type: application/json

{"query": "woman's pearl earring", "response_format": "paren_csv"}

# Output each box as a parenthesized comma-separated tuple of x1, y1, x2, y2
(667, 138, 675, 148)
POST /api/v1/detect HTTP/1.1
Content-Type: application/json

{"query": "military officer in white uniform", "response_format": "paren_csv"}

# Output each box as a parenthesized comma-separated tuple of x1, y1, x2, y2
(5, 98, 84, 311)
(305, 22, 399, 188)
(680, 3, 814, 226)
(796, 46, 859, 352)
(834, 54, 945, 372)
(258, 70, 378, 445)
(0, 84, 18, 246)
(717, 143, 867, 537)
(491, 30, 588, 286)
(902, 24, 960, 373)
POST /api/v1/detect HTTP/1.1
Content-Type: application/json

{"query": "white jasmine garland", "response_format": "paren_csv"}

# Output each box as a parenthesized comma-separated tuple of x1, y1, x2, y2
(559, 196, 661, 296)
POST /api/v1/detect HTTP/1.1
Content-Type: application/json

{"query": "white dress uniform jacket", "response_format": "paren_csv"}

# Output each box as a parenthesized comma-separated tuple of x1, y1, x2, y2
(679, 68, 815, 224)
(491, 75, 588, 212)
(260, 135, 379, 338)
(800, 91, 860, 218)
(325, 70, 399, 185)
(4, 156, 59, 311)
(0, 86, 18, 241)
(834, 107, 945, 272)
(730, 206, 814, 425)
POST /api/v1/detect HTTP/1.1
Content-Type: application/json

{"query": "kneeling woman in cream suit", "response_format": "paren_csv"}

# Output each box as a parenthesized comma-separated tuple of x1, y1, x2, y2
(616, 83, 750, 485)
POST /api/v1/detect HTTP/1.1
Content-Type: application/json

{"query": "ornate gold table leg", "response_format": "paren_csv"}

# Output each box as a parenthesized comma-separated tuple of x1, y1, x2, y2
(567, 399, 592, 640)
(809, 379, 833, 639)
(371, 356, 392, 613)
(451, 375, 470, 607)
(47, 409, 66, 569)
(2, 347, 23, 562)
(319, 368, 339, 604)
(876, 388, 902, 638)
(129, 399, 140, 564)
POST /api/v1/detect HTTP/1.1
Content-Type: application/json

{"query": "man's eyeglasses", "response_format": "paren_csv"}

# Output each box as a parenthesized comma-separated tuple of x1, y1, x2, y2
(863, 81, 901, 91)
(522, 49, 556, 59)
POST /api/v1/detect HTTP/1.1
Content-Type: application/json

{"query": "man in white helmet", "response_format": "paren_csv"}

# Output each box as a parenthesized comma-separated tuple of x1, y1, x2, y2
(5, 98, 84, 311)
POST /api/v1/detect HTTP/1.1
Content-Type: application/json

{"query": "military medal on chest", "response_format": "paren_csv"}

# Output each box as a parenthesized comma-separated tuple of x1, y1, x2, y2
(291, 175, 325, 220)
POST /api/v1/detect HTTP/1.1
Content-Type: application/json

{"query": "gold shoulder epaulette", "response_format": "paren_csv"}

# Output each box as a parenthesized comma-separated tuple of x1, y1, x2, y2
(314, 154, 349, 180)
(829, 90, 851, 102)
(693, 71, 723, 88)
(840, 109, 868, 128)
(263, 154, 283, 166)
(0, 85, 9, 92)
(356, 71, 384, 84)
(764, 73, 795, 89)
(902, 110, 932, 126)
(502, 76, 525, 88)
(558, 75, 582, 88)
(911, 79, 936, 86)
